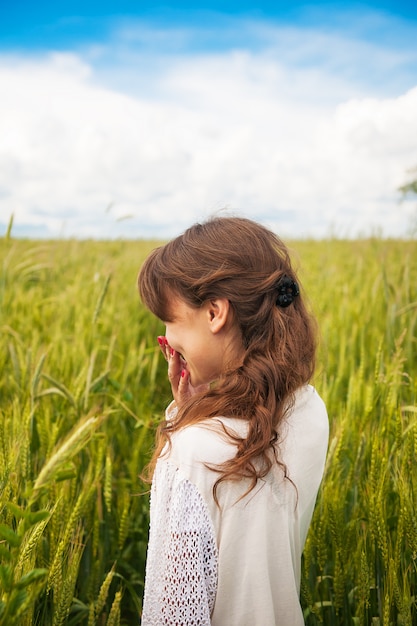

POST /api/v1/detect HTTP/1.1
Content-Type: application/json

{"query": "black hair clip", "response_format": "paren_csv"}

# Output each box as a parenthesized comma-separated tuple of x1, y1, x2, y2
(276, 275, 300, 308)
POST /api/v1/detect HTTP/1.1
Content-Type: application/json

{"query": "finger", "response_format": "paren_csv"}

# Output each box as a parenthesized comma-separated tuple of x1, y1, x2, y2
(167, 347, 182, 387)
(157, 336, 169, 360)
(179, 367, 188, 389)
(176, 368, 191, 404)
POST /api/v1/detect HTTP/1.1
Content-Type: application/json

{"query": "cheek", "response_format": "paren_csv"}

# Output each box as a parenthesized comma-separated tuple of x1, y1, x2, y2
(165, 329, 179, 352)
(164, 330, 173, 348)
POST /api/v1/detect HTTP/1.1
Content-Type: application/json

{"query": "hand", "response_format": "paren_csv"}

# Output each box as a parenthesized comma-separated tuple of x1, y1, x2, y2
(157, 336, 209, 407)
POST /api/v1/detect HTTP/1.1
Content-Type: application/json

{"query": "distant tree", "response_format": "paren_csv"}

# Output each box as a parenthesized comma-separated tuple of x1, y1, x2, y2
(399, 168, 417, 236)
(399, 168, 417, 196)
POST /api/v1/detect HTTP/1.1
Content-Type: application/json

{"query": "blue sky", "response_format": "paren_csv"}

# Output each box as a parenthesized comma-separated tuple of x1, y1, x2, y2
(2, 1, 417, 52)
(1, 1, 417, 238)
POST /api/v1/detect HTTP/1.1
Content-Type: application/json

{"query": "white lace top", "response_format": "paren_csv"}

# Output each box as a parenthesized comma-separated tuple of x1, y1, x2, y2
(141, 385, 329, 626)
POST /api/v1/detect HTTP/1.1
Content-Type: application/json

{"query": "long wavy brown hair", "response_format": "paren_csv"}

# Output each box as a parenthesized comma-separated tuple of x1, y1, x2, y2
(138, 216, 317, 500)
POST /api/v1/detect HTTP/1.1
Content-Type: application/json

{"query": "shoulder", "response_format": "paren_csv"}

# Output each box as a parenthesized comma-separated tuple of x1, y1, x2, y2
(158, 420, 241, 514)
(281, 384, 329, 482)
(291, 384, 329, 431)
(282, 384, 329, 447)
(169, 419, 240, 469)
(164, 401, 238, 468)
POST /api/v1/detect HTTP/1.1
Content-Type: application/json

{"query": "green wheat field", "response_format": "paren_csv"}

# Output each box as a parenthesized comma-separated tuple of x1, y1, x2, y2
(1, 223, 416, 625)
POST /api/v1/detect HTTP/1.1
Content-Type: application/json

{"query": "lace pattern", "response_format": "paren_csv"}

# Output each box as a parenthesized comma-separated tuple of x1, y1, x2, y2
(142, 460, 218, 625)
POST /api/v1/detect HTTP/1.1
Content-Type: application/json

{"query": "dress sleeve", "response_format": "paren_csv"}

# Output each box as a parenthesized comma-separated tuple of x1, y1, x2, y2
(141, 460, 218, 626)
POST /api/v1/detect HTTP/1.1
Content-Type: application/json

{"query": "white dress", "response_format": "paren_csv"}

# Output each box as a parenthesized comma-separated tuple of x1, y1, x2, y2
(141, 384, 329, 626)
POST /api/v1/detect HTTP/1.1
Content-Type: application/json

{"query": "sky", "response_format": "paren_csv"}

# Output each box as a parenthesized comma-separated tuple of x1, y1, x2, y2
(1, 1, 417, 240)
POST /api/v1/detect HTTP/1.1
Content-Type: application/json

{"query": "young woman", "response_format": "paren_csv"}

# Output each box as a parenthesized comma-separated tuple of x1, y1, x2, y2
(138, 216, 329, 625)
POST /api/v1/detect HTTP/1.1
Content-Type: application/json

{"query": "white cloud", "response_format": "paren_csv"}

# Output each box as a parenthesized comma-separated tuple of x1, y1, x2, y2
(1, 18, 417, 239)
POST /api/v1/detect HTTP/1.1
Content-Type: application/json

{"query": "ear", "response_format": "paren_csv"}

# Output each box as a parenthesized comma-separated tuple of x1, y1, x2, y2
(205, 298, 230, 334)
